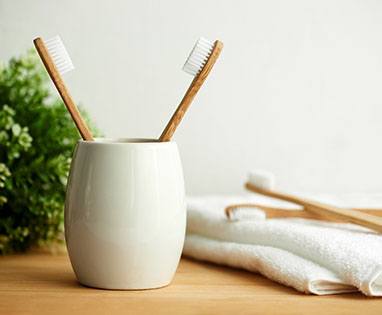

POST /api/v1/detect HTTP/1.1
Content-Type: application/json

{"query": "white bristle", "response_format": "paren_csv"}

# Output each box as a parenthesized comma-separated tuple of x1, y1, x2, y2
(182, 37, 214, 76)
(248, 170, 275, 190)
(44, 35, 74, 75)
(228, 207, 266, 222)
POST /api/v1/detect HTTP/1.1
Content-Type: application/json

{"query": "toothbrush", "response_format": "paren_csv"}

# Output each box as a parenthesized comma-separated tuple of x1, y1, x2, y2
(245, 170, 382, 233)
(159, 37, 223, 142)
(225, 203, 382, 221)
(33, 36, 94, 141)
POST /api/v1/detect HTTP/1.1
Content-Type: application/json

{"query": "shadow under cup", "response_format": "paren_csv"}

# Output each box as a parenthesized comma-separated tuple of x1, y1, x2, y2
(64, 138, 186, 289)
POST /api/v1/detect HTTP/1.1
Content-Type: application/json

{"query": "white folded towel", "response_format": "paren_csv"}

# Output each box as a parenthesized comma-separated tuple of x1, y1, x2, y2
(183, 195, 382, 296)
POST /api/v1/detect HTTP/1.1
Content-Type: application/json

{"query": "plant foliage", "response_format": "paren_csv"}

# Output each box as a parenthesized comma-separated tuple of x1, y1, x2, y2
(0, 50, 96, 254)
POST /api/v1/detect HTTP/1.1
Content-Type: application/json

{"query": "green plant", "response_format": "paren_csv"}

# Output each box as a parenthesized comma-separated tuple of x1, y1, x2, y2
(0, 49, 97, 254)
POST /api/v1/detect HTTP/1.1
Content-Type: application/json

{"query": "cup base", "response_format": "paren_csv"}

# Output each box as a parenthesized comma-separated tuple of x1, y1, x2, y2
(77, 278, 173, 291)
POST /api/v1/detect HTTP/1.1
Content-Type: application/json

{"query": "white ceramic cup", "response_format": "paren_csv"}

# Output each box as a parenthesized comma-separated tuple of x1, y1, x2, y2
(64, 138, 186, 290)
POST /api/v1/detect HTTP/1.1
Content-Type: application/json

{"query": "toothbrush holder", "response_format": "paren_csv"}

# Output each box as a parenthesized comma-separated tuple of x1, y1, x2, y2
(64, 138, 186, 290)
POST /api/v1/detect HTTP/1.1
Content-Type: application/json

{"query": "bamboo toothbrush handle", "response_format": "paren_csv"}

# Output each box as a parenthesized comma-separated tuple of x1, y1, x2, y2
(159, 41, 223, 142)
(33, 38, 93, 141)
(303, 202, 382, 233)
(245, 182, 382, 233)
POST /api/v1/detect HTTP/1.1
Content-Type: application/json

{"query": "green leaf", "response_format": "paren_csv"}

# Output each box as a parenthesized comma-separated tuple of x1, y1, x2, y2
(0, 49, 100, 254)
(12, 124, 21, 136)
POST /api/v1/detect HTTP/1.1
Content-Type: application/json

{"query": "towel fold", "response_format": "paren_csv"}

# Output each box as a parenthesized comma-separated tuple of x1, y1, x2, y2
(183, 195, 382, 296)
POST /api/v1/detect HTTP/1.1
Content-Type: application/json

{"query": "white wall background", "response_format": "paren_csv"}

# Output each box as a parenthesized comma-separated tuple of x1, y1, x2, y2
(1, 0, 382, 195)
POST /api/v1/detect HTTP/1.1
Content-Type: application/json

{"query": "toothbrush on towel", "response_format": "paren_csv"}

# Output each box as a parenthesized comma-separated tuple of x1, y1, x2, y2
(225, 203, 382, 221)
(159, 37, 223, 142)
(186, 196, 382, 296)
(33, 36, 93, 141)
(244, 170, 382, 233)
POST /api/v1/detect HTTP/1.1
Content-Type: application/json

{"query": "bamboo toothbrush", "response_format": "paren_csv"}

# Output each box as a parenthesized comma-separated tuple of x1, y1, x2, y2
(244, 170, 382, 233)
(159, 37, 223, 142)
(225, 203, 382, 221)
(33, 36, 93, 141)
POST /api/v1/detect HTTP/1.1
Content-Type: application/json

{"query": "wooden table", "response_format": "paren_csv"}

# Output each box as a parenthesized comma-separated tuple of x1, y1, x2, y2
(0, 253, 381, 315)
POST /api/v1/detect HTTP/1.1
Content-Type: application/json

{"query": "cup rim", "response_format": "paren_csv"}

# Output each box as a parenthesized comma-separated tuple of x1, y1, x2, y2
(78, 138, 175, 145)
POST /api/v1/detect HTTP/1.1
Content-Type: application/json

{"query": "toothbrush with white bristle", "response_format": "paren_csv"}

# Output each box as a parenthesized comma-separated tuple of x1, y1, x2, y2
(245, 170, 382, 233)
(159, 37, 223, 142)
(33, 36, 94, 141)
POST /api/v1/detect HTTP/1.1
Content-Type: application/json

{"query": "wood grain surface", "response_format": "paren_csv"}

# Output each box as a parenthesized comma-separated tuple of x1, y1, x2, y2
(0, 253, 381, 315)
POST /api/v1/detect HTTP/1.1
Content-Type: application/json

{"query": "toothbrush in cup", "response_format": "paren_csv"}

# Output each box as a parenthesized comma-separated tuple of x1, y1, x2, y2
(159, 37, 223, 142)
(33, 36, 94, 141)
